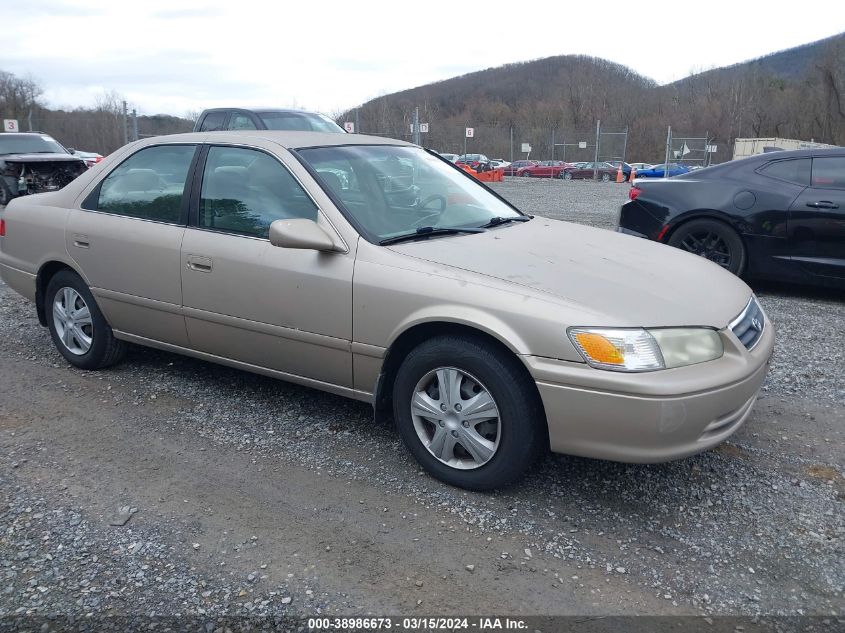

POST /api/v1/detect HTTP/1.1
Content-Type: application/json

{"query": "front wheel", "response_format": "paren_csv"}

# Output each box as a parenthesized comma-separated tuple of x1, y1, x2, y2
(393, 336, 546, 490)
(563, 171, 573, 180)
(45, 270, 126, 369)
(667, 219, 746, 275)
(601, 173, 611, 182)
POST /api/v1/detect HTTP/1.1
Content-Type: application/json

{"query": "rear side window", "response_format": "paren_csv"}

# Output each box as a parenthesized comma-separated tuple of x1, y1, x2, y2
(92, 145, 196, 223)
(811, 156, 845, 189)
(759, 159, 811, 186)
(199, 111, 227, 131)
(199, 146, 318, 238)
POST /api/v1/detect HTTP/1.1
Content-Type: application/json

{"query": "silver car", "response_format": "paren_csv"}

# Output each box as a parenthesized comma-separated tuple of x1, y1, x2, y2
(0, 131, 774, 490)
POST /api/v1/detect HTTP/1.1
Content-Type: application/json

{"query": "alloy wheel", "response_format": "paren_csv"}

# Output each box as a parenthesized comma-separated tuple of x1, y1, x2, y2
(679, 231, 732, 269)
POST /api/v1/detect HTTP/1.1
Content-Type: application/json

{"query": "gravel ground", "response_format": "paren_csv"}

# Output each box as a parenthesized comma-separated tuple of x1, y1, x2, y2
(0, 180, 843, 625)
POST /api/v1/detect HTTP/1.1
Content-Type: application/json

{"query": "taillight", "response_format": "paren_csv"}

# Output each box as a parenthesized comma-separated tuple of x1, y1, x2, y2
(0, 219, 5, 237)
(629, 186, 642, 201)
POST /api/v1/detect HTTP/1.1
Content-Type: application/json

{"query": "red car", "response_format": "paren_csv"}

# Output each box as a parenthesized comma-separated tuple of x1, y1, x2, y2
(503, 160, 538, 176)
(516, 160, 569, 178)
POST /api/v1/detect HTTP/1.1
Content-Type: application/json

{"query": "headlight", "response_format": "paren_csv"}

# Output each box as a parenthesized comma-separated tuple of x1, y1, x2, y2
(568, 327, 723, 372)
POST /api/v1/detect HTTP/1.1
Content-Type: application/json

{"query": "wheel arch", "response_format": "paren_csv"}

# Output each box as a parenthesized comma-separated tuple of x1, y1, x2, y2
(372, 320, 548, 442)
(35, 259, 88, 326)
(661, 210, 747, 245)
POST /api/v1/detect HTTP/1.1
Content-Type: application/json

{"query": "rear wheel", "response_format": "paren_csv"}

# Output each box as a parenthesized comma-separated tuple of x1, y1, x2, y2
(393, 336, 546, 490)
(563, 171, 573, 180)
(667, 219, 746, 275)
(601, 173, 611, 182)
(45, 270, 126, 369)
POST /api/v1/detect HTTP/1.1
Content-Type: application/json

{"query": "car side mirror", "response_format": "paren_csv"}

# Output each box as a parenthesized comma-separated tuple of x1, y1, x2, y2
(269, 218, 339, 252)
(67, 148, 76, 154)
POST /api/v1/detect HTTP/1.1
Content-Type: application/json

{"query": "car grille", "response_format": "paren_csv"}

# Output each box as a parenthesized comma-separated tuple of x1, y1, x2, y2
(729, 296, 765, 351)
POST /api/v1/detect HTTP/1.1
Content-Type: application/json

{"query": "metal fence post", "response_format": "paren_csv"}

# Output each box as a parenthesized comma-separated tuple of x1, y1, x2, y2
(593, 119, 601, 180)
(664, 126, 672, 177)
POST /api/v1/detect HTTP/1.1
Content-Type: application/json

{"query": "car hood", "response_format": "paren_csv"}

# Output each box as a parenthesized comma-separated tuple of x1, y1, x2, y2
(0, 153, 83, 163)
(388, 218, 751, 328)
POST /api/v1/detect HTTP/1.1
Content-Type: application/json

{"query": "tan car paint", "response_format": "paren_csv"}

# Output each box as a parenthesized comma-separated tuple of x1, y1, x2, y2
(0, 130, 774, 465)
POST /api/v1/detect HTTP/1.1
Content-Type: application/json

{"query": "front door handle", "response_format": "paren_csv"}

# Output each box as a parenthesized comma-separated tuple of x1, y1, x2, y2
(806, 201, 839, 209)
(186, 255, 213, 273)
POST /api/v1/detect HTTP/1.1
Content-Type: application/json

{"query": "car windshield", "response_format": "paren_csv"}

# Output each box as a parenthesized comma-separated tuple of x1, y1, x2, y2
(298, 145, 523, 242)
(0, 134, 66, 155)
(257, 112, 345, 133)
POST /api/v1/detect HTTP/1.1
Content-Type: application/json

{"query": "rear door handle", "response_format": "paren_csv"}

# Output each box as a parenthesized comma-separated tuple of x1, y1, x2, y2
(72, 233, 90, 248)
(806, 201, 839, 209)
(186, 255, 213, 272)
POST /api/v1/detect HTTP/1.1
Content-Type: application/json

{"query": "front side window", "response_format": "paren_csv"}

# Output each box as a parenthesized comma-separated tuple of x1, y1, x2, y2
(95, 145, 196, 223)
(811, 156, 845, 189)
(199, 146, 318, 238)
(298, 145, 522, 242)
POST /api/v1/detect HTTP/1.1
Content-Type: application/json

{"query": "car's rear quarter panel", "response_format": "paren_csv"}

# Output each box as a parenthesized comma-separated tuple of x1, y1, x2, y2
(0, 196, 75, 300)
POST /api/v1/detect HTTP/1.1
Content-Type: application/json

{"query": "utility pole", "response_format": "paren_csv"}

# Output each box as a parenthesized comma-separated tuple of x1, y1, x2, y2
(122, 100, 128, 145)
(355, 108, 360, 135)
(593, 119, 601, 180)
(131, 109, 139, 142)
(664, 126, 672, 177)
(413, 107, 420, 146)
(551, 129, 555, 162)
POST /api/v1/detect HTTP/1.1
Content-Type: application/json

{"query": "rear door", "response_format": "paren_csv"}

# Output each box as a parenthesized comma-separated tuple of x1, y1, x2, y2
(69, 144, 199, 345)
(787, 155, 845, 279)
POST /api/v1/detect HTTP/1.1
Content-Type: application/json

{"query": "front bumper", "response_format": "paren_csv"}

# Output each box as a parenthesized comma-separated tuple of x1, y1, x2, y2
(524, 318, 775, 463)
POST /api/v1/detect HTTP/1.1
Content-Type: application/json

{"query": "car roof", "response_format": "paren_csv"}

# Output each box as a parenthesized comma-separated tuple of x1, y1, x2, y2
(130, 130, 415, 150)
(200, 107, 326, 116)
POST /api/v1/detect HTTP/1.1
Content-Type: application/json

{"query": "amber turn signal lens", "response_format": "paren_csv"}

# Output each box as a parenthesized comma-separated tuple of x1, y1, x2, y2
(573, 332, 624, 365)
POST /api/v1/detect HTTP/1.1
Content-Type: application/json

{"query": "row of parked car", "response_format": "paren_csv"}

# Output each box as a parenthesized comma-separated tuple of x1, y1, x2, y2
(434, 153, 699, 181)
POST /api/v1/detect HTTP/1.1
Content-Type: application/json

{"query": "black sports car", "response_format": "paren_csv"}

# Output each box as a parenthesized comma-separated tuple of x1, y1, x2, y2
(617, 148, 845, 289)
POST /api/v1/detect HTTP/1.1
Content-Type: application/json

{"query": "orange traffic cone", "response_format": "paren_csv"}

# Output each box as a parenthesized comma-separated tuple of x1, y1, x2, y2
(616, 165, 624, 183)
(630, 167, 637, 182)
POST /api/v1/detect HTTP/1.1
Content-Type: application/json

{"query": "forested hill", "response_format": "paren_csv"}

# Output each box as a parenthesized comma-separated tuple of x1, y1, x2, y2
(350, 33, 845, 162)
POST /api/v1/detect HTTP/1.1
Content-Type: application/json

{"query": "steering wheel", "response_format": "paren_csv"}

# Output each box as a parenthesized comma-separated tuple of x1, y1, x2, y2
(410, 194, 448, 227)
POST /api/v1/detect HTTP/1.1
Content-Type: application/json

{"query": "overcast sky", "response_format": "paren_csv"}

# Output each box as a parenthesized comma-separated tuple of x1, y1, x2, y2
(4, 0, 843, 117)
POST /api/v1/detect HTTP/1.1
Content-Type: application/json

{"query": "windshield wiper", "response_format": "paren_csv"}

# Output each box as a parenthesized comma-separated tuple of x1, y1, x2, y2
(379, 226, 487, 246)
(479, 215, 532, 228)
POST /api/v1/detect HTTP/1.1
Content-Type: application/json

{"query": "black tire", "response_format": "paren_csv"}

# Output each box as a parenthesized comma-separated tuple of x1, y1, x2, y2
(601, 173, 611, 182)
(667, 218, 746, 276)
(45, 270, 126, 370)
(521, 171, 530, 177)
(563, 171, 573, 180)
(392, 335, 546, 491)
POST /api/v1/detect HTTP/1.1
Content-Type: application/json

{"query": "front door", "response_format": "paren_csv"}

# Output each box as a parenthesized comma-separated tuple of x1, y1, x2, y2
(788, 155, 845, 280)
(180, 145, 355, 387)
(67, 143, 198, 345)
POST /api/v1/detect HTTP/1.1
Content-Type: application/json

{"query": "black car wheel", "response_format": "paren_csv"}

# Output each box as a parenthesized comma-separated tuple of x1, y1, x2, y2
(601, 173, 611, 182)
(668, 219, 746, 275)
(563, 172, 573, 180)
